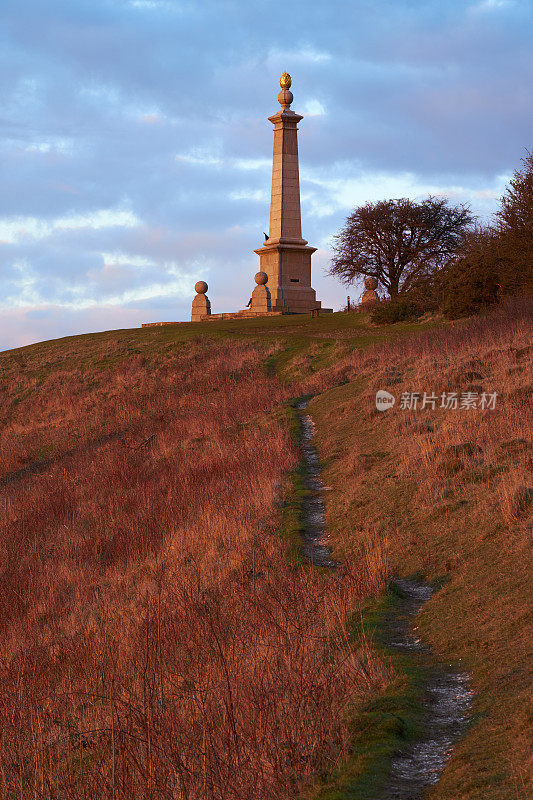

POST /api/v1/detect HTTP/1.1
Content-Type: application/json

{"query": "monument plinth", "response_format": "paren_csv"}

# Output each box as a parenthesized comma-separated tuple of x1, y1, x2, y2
(191, 280, 211, 321)
(360, 277, 380, 306)
(250, 271, 272, 312)
(254, 73, 321, 314)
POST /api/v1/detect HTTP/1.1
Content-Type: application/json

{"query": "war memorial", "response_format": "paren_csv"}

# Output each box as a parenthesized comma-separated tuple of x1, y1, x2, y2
(144, 73, 331, 327)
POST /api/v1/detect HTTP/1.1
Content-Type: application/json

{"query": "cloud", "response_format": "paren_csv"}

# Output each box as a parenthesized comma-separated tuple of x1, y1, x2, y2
(1, 250, 197, 311)
(229, 189, 268, 202)
(233, 158, 271, 171)
(128, 1, 178, 10)
(302, 99, 326, 117)
(471, 0, 516, 12)
(267, 46, 332, 65)
(301, 166, 510, 220)
(0, 208, 140, 244)
(175, 148, 223, 167)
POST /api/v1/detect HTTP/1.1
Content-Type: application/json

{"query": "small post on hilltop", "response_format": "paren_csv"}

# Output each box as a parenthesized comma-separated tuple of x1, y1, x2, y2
(347, 296, 351, 312)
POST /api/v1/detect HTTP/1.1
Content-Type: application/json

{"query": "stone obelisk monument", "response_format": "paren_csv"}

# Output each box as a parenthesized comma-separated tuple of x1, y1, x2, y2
(254, 73, 321, 313)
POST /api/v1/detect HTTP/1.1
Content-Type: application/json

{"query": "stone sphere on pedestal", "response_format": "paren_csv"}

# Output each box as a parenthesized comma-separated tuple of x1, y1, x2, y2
(191, 281, 211, 321)
(251, 271, 271, 312)
(278, 89, 293, 109)
(360, 276, 379, 307)
(364, 277, 378, 290)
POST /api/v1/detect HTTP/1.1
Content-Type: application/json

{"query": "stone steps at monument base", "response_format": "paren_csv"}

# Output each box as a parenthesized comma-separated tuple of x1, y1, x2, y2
(201, 311, 284, 321)
(143, 307, 332, 327)
(141, 321, 190, 327)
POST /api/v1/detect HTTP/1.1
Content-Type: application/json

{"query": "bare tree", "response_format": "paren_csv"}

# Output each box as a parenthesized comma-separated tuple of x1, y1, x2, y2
(328, 196, 474, 297)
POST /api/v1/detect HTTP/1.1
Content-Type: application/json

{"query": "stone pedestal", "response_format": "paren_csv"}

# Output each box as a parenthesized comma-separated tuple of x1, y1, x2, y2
(254, 73, 321, 314)
(360, 277, 379, 307)
(250, 272, 272, 312)
(191, 281, 211, 321)
(360, 290, 379, 305)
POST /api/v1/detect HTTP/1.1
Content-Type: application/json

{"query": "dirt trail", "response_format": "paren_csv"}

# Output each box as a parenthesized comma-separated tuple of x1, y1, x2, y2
(296, 399, 473, 799)
(296, 399, 336, 568)
(377, 578, 473, 799)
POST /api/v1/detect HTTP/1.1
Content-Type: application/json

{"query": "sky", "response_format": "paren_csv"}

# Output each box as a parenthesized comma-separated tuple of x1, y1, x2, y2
(1, 0, 532, 351)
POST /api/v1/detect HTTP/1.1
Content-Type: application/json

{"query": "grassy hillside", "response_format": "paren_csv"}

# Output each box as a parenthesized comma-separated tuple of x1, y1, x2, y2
(0, 301, 530, 799)
(307, 298, 532, 799)
(0, 312, 394, 799)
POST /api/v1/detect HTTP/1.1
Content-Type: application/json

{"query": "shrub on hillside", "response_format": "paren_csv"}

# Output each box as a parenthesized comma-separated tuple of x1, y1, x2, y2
(440, 229, 500, 318)
(400, 271, 441, 312)
(371, 297, 423, 324)
(441, 151, 533, 318)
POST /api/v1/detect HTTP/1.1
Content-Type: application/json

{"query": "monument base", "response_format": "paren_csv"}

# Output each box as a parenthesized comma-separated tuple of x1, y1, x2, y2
(251, 282, 272, 312)
(202, 310, 283, 321)
(142, 321, 190, 328)
(142, 307, 334, 327)
(254, 242, 321, 314)
(191, 291, 211, 321)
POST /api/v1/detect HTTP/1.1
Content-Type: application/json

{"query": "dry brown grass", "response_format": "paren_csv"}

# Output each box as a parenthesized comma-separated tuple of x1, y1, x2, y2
(0, 337, 391, 799)
(3, 298, 528, 799)
(309, 296, 532, 799)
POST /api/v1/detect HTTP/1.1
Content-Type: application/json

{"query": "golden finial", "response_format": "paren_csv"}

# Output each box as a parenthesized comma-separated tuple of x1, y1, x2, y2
(280, 72, 292, 89)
